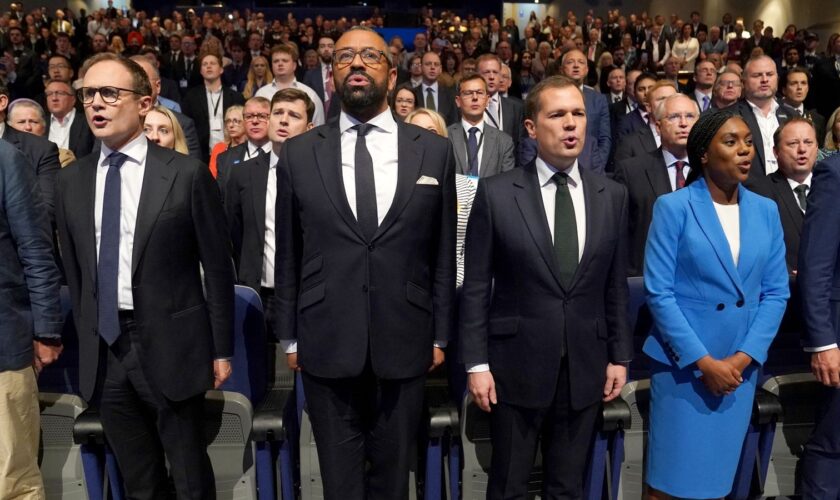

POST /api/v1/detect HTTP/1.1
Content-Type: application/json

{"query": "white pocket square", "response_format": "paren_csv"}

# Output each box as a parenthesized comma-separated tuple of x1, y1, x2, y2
(416, 175, 439, 186)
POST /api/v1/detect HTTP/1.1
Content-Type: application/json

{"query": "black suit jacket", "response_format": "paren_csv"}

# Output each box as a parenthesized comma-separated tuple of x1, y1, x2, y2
(459, 161, 632, 409)
(413, 83, 459, 125)
(45, 111, 95, 159)
(275, 118, 457, 379)
(182, 86, 245, 163)
(750, 170, 804, 272)
(225, 152, 270, 291)
(171, 55, 203, 95)
(614, 125, 658, 165)
(2, 127, 60, 221)
(500, 95, 526, 154)
(734, 99, 797, 183)
(812, 59, 840, 120)
(216, 142, 249, 199)
(614, 148, 673, 276)
(55, 142, 235, 402)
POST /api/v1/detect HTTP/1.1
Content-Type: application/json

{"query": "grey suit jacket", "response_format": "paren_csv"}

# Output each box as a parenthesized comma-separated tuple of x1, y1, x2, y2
(447, 122, 515, 178)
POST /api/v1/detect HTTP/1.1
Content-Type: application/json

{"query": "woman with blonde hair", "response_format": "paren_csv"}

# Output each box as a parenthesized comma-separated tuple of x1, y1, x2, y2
(242, 55, 270, 99)
(405, 108, 448, 137)
(819, 106, 840, 162)
(109, 35, 125, 54)
(143, 105, 189, 155)
(209, 105, 247, 178)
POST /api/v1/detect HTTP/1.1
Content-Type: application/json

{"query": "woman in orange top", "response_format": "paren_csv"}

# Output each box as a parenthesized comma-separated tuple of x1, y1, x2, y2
(209, 105, 246, 178)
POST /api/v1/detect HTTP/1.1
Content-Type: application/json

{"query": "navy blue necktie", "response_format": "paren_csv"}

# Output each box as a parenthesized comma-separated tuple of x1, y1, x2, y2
(467, 127, 479, 176)
(353, 124, 378, 241)
(97, 151, 128, 345)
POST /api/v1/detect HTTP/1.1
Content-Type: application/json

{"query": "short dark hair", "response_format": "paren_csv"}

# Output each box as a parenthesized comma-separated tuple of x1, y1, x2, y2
(773, 116, 816, 148)
(525, 75, 582, 121)
(48, 53, 72, 68)
(634, 71, 658, 91)
(782, 65, 811, 86)
(457, 73, 488, 92)
(271, 87, 315, 123)
(80, 53, 153, 97)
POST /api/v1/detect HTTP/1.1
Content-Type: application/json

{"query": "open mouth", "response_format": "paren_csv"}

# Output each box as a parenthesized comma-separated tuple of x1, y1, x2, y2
(91, 114, 109, 127)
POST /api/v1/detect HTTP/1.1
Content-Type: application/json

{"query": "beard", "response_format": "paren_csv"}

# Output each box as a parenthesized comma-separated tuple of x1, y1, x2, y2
(338, 69, 388, 111)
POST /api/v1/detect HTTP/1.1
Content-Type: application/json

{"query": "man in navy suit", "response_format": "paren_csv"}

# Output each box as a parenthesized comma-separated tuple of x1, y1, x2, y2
(302, 35, 338, 118)
(461, 75, 631, 498)
(798, 152, 840, 498)
(558, 48, 611, 174)
(0, 139, 62, 499)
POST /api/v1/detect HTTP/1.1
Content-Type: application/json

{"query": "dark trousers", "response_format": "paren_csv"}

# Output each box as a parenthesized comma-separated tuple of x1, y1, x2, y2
(301, 366, 426, 500)
(259, 287, 278, 341)
(802, 385, 840, 499)
(98, 315, 215, 500)
(488, 360, 600, 500)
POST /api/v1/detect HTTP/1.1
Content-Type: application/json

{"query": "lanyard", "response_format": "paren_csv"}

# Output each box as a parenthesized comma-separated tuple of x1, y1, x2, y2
(209, 90, 222, 118)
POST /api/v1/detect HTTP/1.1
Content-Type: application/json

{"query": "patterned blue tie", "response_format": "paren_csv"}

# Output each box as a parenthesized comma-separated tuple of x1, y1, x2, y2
(97, 151, 128, 345)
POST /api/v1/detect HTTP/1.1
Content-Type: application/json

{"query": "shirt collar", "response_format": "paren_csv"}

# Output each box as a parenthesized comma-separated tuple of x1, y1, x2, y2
(461, 118, 484, 133)
(786, 172, 813, 190)
(339, 107, 398, 135)
(423, 81, 439, 92)
(747, 98, 780, 117)
(662, 148, 689, 167)
(535, 156, 581, 188)
(248, 140, 270, 156)
(99, 132, 148, 168)
(51, 107, 75, 125)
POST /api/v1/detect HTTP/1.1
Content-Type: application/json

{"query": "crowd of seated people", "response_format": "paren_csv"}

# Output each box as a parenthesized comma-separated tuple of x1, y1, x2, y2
(2, 2, 840, 498)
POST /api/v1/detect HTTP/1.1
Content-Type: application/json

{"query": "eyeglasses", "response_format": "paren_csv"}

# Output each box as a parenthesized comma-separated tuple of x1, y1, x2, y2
(224, 118, 243, 125)
(45, 90, 73, 98)
(76, 86, 142, 104)
(243, 112, 269, 121)
(460, 89, 487, 98)
(333, 47, 387, 68)
(663, 112, 699, 123)
(718, 80, 742, 88)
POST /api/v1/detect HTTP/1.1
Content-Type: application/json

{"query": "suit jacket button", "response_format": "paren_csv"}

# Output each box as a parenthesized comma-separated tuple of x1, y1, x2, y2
(716, 303, 725, 311)
(736, 299, 744, 308)
(368, 244, 375, 252)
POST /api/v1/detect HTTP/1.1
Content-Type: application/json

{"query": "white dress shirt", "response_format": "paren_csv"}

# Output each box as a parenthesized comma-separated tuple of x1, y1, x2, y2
(786, 172, 812, 212)
(467, 157, 586, 374)
(95, 133, 148, 310)
(460, 118, 485, 173)
(255, 79, 325, 126)
(262, 151, 278, 288)
(206, 86, 225, 153)
(662, 149, 691, 191)
(243, 140, 271, 161)
(48, 108, 75, 150)
(421, 81, 440, 111)
(486, 93, 504, 130)
(747, 99, 780, 174)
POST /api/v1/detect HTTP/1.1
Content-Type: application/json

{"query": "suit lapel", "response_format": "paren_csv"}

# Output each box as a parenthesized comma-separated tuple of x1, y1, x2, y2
(687, 179, 744, 295)
(78, 156, 99, 284)
(312, 121, 365, 241)
(478, 127, 495, 176)
(513, 163, 565, 290)
(375, 122, 423, 240)
(772, 173, 804, 232)
(645, 152, 672, 195)
(250, 154, 269, 239)
(641, 127, 657, 152)
(567, 169, 604, 291)
(449, 123, 468, 174)
(739, 101, 765, 168)
(132, 144, 177, 276)
(736, 186, 758, 282)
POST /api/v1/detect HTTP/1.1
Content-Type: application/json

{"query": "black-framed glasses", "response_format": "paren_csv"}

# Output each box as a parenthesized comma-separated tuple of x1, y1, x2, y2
(45, 90, 73, 98)
(243, 112, 269, 122)
(77, 86, 142, 104)
(333, 47, 387, 68)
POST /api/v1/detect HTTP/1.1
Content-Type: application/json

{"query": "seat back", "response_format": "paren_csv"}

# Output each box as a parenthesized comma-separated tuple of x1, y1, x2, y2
(615, 380, 650, 500)
(218, 285, 268, 405)
(39, 393, 90, 500)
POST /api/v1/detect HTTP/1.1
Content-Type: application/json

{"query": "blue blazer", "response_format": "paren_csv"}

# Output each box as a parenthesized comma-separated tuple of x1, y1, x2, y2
(800, 154, 840, 348)
(582, 86, 612, 175)
(643, 178, 789, 369)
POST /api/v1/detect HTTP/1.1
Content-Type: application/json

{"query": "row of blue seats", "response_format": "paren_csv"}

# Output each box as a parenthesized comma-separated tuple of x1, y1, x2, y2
(35, 279, 816, 499)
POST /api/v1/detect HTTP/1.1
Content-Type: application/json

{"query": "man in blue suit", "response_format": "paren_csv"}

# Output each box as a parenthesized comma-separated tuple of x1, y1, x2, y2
(0, 139, 63, 498)
(558, 47, 612, 174)
(799, 152, 840, 497)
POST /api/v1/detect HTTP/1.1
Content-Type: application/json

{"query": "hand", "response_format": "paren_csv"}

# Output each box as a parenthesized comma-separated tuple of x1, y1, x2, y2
(812, 348, 840, 387)
(33, 340, 63, 374)
(428, 346, 445, 372)
(723, 351, 753, 376)
(286, 352, 302, 372)
(603, 363, 627, 402)
(468, 371, 497, 412)
(696, 355, 742, 396)
(213, 359, 232, 388)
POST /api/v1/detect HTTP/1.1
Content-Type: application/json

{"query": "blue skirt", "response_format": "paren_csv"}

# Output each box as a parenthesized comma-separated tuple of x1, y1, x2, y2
(645, 359, 758, 498)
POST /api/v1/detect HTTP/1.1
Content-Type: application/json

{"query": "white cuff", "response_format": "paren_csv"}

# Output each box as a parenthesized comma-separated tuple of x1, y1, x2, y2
(804, 343, 838, 353)
(433, 341, 447, 349)
(466, 363, 490, 373)
(279, 340, 297, 354)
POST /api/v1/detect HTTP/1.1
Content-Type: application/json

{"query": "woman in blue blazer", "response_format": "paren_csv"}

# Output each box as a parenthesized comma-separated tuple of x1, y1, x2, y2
(643, 111, 790, 499)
